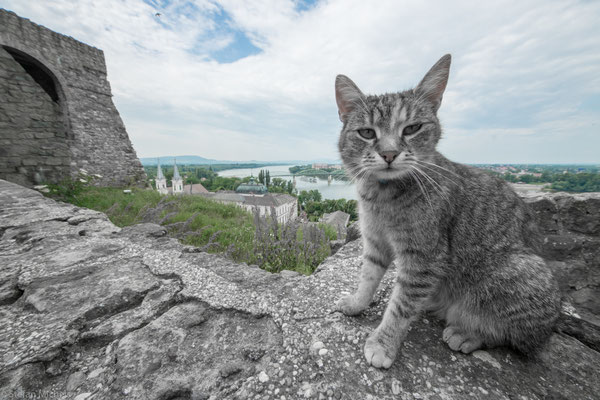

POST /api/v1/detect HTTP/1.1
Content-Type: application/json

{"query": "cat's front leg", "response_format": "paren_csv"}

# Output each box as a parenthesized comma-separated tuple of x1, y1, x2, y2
(336, 237, 393, 316)
(365, 264, 441, 368)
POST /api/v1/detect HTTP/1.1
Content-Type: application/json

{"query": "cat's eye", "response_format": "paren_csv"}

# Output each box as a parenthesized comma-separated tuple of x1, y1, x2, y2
(357, 129, 376, 140)
(403, 124, 422, 136)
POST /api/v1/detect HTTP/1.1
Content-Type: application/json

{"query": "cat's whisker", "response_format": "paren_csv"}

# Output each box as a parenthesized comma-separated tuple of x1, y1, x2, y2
(411, 165, 450, 204)
(408, 164, 439, 197)
(416, 160, 464, 181)
(414, 161, 460, 187)
(349, 167, 364, 181)
(351, 170, 365, 185)
(347, 166, 369, 186)
(415, 159, 459, 177)
(344, 163, 361, 180)
(408, 167, 434, 213)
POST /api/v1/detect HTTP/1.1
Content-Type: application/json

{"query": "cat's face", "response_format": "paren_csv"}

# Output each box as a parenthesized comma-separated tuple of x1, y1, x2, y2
(336, 55, 451, 182)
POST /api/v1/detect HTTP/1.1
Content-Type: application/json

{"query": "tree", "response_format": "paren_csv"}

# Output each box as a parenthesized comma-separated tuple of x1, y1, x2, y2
(503, 173, 517, 183)
(311, 189, 322, 202)
(298, 190, 322, 208)
(541, 171, 552, 182)
(289, 164, 311, 174)
(549, 172, 600, 192)
(258, 170, 265, 185)
(519, 174, 534, 183)
(266, 170, 271, 187)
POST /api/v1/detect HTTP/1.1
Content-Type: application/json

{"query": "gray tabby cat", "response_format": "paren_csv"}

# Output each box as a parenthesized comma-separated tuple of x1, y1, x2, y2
(334, 54, 560, 369)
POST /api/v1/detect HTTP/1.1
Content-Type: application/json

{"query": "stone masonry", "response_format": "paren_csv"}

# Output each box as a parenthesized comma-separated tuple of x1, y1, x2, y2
(0, 9, 146, 187)
(0, 179, 599, 399)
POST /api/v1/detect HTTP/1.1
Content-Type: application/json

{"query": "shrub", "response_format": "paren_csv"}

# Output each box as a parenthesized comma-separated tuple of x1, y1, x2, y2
(245, 208, 331, 275)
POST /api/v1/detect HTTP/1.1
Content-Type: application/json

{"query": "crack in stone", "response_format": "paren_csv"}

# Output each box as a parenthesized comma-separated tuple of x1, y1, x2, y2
(79, 285, 185, 347)
(556, 313, 600, 353)
(49, 216, 70, 222)
(67, 286, 159, 333)
(0, 285, 24, 306)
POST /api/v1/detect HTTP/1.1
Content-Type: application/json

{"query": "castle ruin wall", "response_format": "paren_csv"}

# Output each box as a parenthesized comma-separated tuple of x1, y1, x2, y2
(0, 9, 146, 187)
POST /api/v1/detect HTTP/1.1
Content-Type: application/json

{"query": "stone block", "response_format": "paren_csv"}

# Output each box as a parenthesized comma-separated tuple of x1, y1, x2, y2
(43, 157, 67, 166)
(559, 196, 600, 236)
(526, 196, 559, 234)
(21, 158, 41, 166)
(540, 234, 585, 261)
(33, 131, 56, 139)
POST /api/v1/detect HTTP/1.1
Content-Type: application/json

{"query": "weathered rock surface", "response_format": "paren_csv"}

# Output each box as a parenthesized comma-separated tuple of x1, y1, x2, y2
(522, 192, 600, 326)
(1, 179, 599, 400)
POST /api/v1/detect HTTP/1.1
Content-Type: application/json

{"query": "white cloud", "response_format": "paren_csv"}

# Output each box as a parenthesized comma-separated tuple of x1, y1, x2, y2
(1, 0, 599, 162)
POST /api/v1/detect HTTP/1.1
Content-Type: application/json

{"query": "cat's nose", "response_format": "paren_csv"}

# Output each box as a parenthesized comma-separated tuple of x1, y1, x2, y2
(379, 151, 399, 164)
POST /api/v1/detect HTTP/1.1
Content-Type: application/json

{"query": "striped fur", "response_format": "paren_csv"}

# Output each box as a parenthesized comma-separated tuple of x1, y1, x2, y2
(335, 55, 560, 369)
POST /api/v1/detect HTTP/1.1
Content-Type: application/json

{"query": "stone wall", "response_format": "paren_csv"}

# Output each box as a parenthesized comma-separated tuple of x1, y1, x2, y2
(0, 46, 70, 187)
(1, 179, 599, 399)
(523, 192, 600, 324)
(0, 9, 146, 187)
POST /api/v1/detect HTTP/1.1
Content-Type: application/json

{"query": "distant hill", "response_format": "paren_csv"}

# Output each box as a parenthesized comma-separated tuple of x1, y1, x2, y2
(140, 156, 221, 165)
(139, 155, 340, 166)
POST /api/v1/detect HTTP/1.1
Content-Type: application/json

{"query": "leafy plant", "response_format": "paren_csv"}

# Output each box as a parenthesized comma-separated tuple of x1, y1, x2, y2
(44, 169, 100, 204)
(245, 208, 331, 275)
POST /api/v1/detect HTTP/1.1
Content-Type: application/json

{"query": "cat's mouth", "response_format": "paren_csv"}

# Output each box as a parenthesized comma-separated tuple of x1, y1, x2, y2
(373, 164, 411, 180)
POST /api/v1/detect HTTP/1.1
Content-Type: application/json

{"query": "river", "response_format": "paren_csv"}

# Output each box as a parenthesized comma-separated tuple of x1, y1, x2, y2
(217, 165, 548, 201)
(217, 164, 358, 200)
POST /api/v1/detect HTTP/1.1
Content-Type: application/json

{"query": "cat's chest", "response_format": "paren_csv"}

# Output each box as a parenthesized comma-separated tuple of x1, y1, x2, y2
(361, 198, 421, 225)
(360, 193, 430, 235)
(359, 181, 421, 216)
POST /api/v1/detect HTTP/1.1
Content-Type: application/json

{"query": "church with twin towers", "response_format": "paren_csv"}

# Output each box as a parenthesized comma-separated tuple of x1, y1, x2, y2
(154, 159, 191, 195)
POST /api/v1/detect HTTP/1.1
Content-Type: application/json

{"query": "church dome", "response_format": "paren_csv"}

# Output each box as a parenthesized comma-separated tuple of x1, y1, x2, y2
(235, 177, 267, 194)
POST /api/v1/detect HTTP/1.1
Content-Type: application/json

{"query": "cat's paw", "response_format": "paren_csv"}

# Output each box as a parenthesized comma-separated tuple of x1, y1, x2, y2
(443, 326, 483, 354)
(335, 294, 367, 316)
(364, 331, 397, 369)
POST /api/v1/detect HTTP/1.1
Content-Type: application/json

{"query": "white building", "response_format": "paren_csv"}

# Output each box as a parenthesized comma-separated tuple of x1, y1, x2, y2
(197, 178, 297, 224)
(155, 159, 168, 195)
(312, 163, 329, 169)
(201, 191, 298, 224)
(171, 159, 183, 195)
(312, 163, 343, 170)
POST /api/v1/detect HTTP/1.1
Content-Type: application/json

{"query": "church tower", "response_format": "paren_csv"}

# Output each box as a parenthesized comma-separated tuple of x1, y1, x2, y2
(172, 158, 183, 195)
(155, 158, 168, 195)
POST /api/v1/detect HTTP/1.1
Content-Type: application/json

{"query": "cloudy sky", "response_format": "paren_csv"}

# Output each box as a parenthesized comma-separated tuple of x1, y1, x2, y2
(2, 0, 599, 163)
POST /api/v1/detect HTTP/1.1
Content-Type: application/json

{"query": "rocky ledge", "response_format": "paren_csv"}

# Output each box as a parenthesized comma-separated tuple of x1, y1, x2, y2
(0, 179, 599, 400)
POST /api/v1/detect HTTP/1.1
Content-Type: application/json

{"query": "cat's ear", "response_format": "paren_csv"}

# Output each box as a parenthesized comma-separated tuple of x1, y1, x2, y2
(335, 75, 365, 122)
(415, 54, 451, 111)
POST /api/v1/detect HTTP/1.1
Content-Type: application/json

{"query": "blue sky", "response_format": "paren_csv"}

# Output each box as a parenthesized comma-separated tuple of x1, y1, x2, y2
(1, 0, 599, 163)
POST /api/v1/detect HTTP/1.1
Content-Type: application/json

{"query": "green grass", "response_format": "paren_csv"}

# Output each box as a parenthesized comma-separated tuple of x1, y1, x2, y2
(155, 194, 255, 256)
(43, 183, 331, 275)
(318, 223, 338, 241)
(70, 186, 162, 226)
(65, 186, 255, 255)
